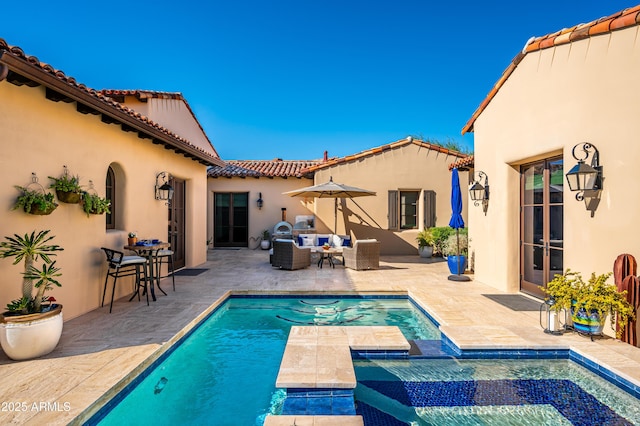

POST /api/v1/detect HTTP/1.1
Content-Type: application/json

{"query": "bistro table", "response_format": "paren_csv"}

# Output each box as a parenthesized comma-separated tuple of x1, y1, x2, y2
(312, 247, 343, 269)
(124, 241, 171, 301)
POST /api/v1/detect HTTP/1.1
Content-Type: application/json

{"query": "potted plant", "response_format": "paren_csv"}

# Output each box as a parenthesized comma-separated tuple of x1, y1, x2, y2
(128, 232, 138, 246)
(49, 173, 83, 204)
(81, 192, 111, 217)
(416, 228, 435, 258)
(13, 185, 58, 215)
(544, 270, 635, 338)
(0, 230, 64, 360)
(443, 232, 468, 274)
(260, 229, 270, 250)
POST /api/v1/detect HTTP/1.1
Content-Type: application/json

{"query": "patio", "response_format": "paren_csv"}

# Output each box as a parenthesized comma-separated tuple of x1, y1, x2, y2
(1, 248, 639, 425)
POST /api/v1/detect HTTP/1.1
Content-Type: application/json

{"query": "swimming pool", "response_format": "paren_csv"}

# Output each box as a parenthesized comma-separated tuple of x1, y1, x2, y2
(92, 296, 438, 425)
(89, 295, 640, 425)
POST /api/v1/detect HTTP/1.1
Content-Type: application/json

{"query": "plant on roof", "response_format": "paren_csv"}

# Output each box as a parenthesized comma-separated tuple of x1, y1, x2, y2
(543, 270, 635, 338)
(0, 230, 63, 314)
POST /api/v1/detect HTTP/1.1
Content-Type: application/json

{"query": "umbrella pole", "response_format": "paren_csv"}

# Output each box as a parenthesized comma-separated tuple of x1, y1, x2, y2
(334, 198, 338, 234)
(448, 228, 470, 282)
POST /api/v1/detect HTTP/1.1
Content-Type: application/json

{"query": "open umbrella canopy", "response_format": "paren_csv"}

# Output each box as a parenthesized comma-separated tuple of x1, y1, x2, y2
(284, 177, 376, 232)
(284, 177, 376, 199)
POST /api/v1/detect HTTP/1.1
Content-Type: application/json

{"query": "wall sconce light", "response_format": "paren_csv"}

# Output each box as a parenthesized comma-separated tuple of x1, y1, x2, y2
(257, 192, 264, 209)
(155, 172, 174, 201)
(565, 143, 602, 201)
(469, 171, 489, 205)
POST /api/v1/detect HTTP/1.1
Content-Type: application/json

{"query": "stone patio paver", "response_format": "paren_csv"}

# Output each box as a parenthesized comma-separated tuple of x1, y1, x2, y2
(0, 249, 638, 425)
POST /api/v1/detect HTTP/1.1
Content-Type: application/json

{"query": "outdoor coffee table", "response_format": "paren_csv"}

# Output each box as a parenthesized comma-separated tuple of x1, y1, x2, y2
(313, 247, 342, 269)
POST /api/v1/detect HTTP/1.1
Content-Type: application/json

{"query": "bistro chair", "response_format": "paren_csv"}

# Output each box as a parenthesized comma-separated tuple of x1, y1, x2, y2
(153, 249, 176, 293)
(101, 247, 149, 313)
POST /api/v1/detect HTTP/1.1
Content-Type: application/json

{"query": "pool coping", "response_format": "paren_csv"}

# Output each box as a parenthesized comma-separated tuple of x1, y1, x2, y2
(78, 290, 640, 424)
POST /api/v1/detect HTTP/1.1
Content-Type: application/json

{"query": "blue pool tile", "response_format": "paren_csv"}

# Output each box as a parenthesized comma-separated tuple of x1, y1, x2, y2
(360, 379, 634, 425)
(356, 401, 409, 426)
(332, 395, 356, 415)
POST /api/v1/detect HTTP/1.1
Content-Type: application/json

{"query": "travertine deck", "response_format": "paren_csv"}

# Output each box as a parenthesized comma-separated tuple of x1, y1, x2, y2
(0, 249, 638, 425)
(275, 326, 409, 388)
(264, 415, 363, 426)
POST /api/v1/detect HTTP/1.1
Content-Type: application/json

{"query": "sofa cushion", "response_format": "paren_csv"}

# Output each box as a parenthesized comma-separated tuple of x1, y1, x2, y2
(317, 236, 330, 246)
(331, 234, 343, 247)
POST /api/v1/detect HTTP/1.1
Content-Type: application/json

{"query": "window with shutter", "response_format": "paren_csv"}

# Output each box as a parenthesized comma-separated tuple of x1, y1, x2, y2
(423, 190, 436, 228)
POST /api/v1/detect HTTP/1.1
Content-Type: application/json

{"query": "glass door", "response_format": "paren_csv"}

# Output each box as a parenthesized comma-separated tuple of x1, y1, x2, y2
(214, 192, 249, 247)
(168, 177, 186, 269)
(520, 158, 564, 297)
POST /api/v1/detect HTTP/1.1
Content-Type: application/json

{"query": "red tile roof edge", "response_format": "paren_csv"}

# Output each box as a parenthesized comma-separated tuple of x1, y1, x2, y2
(461, 4, 640, 135)
(0, 38, 223, 166)
(99, 89, 221, 159)
(449, 155, 475, 171)
(301, 137, 469, 173)
(208, 159, 323, 178)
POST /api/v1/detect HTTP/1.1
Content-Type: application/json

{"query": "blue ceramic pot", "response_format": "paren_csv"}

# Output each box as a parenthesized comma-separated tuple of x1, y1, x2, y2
(447, 255, 467, 275)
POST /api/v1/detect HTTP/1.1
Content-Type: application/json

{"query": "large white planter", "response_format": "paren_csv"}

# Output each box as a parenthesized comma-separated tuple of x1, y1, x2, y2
(0, 305, 63, 361)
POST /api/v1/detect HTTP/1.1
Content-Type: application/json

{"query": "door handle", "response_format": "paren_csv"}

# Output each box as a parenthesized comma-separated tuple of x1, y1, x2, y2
(545, 241, 549, 256)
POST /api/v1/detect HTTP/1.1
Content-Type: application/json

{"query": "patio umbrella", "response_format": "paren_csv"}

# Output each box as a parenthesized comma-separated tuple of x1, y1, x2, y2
(448, 168, 470, 281)
(284, 177, 376, 233)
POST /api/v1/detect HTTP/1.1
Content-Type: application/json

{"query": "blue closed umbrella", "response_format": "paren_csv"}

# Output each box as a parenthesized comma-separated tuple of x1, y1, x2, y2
(448, 168, 470, 281)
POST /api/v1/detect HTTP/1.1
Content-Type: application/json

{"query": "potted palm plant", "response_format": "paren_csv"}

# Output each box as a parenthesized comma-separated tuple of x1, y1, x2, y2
(0, 230, 64, 360)
(260, 229, 271, 250)
(416, 228, 435, 258)
(544, 270, 635, 338)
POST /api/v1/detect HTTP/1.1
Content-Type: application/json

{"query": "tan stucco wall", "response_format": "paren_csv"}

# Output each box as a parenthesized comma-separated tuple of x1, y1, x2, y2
(469, 26, 640, 295)
(0, 81, 209, 320)
(207, 177, 317, 248)
(313, 142, 469, 255)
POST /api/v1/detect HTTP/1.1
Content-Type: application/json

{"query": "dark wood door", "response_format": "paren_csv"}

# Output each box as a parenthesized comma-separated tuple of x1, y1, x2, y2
(169, 177, 186, 269)
(520, 157, 564, 297)
(214, 192, 249, 247)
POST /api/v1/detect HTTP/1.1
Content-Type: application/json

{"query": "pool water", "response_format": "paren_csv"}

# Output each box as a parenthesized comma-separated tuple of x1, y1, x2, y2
(95, 297, 438, 425)
(354, 359, 640, 425)
(93, 296, 640, 425)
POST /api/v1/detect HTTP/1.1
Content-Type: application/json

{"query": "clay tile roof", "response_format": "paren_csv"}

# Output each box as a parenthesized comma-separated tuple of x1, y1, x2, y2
(98, 89, 184, 101)
(208, 159, 323, 178)
(0, 38, 223, 166)
(301, 137, 469, 173)
(449, 155, 475, 171)
(461, 4, 640, 135)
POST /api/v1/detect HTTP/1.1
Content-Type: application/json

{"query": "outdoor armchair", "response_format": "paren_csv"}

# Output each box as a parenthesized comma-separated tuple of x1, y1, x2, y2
(271, 239, 311, 270)
(343, 239, 380, 270)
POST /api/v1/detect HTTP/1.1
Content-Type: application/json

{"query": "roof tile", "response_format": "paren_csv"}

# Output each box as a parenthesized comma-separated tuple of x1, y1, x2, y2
(208, 159, 323, 178)
(0, 38, 221, 165)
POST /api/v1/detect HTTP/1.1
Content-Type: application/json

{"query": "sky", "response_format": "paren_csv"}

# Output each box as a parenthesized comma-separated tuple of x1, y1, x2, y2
(2, 1, 638, 160)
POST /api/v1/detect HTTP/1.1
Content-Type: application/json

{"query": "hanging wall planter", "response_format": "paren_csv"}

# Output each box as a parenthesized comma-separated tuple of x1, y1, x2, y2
(49, 165, 83, 204)
(81, 180, 111, 217)
(13, 173, 58, 215)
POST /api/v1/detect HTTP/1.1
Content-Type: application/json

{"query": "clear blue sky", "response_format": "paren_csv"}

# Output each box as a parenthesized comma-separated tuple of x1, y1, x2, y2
(2, 1, 638, 160)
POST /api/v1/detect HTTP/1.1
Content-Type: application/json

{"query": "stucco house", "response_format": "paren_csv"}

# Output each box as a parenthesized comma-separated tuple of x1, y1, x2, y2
(461, 5, 640, 303)
(209, 138, 469, 255)
(0, 39, 223, 320)
(207, 159, 322, 248)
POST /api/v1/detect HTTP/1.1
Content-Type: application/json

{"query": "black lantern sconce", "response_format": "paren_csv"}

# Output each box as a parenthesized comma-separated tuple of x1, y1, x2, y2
(565, 143, 602, 201)
(257, 192, 264, 209)
(155, 172, 174, 202)
(469, 171, 489, 214)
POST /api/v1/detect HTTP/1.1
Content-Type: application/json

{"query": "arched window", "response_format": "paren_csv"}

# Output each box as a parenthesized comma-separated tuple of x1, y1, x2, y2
(106, 166, 115, 229)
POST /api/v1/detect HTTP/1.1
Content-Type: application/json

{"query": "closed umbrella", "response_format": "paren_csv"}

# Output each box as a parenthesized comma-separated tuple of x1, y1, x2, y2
(448, 168, 470, 281)
(284, 177, 376, 233)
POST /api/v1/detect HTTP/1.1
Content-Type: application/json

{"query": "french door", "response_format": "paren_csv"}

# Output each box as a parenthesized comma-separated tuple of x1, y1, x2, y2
(168, 177, 186, 269)
(214, 192, 249, 247)
(520, 157, 564, 297)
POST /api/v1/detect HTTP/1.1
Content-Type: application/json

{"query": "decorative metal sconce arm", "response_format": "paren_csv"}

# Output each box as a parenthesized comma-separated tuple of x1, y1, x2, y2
(469, 171, 489, 206)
